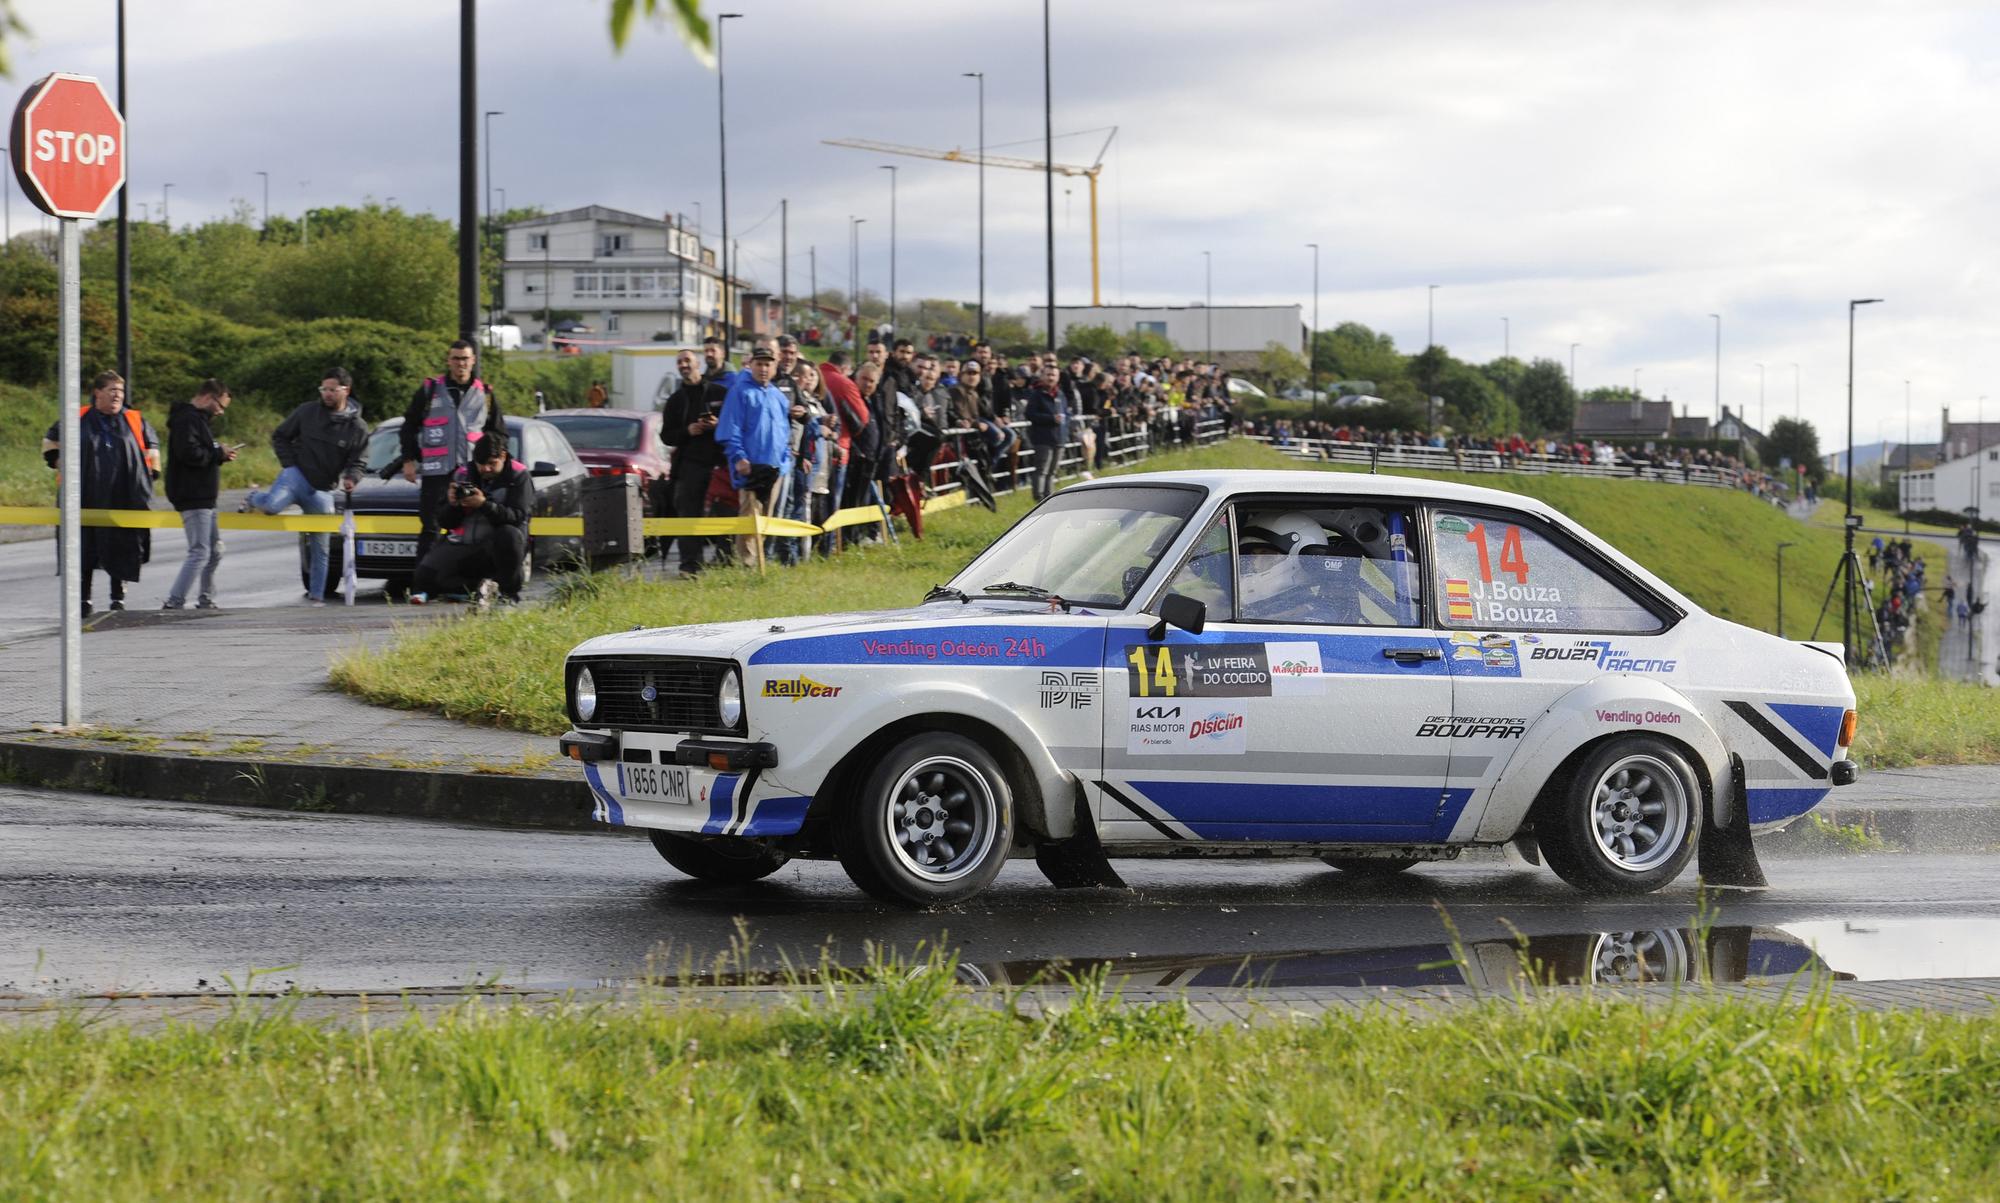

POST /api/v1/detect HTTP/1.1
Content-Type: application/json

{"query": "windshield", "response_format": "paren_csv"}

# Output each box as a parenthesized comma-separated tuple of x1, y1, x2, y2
(363, 427, 402, 474)
(545, 414, 643, 451)
(948, 485, 1204, 608)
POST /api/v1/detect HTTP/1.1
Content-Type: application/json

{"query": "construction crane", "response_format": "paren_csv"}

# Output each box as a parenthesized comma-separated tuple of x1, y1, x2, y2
(823, 128, 1116, 305)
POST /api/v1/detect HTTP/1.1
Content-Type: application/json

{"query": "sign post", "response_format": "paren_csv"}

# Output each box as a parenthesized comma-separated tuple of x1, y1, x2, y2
(10, 73, 127, 728)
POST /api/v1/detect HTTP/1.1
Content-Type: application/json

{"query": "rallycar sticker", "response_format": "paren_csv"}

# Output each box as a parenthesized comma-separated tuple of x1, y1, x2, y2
(762, 676, 843, 700)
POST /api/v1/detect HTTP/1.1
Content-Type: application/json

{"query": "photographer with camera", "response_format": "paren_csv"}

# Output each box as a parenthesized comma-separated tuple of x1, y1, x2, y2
(408, 431, 534, 607)
(659, 347, 726, 576)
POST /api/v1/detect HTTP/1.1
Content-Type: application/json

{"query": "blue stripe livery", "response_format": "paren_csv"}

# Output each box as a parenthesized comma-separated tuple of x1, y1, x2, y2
(1746, 786, 1830, 825)
(1129, 780, 1472, 842)
(1104, 629, 1453, 677)
(702, 773, 740, 834)
(738, 795, 811, 836)
(749, 625, 1104, 667)
(583, 763, 624, 826)
(1767, 703, 1845, 758)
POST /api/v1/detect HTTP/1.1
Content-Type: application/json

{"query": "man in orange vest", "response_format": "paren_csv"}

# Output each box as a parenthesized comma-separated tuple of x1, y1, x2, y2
(43, 370, 159, 616)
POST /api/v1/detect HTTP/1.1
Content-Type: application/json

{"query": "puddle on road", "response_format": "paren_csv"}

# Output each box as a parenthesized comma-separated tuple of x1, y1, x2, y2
(629, 918, 2000, 992)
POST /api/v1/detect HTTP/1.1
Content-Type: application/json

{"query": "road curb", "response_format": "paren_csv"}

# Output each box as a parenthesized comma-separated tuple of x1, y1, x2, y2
(0, 738, 595, 831)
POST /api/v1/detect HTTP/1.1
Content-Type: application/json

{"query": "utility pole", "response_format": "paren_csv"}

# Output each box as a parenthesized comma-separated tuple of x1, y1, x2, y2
(1708, 313, 1721, 440)
(779, 198, 788, 336)
(717, 12, 742, 353)
(964, 71, 986, 343)
(117, 0, 132, 391)
(1041, 0, 1056, 356)
(880, 165, 897, 336)
(483, 109, 503, 333)
(1202, 250, 1212, 361)
(849, 216, 865, 355)
(1306, 242, 1319, 417)
(457, 0, 478, 342)
(161, 183, 172, 229)
(1570, 343, 1580, 393)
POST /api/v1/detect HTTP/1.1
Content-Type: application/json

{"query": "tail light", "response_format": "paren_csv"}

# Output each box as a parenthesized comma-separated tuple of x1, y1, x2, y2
(587, 466, 633, 477)
(1838, 709, 1858, 748)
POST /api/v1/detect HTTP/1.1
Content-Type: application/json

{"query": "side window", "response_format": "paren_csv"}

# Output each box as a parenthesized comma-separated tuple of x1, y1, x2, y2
(1431, 510, 1663, 633)
(1162, 512, 1234, 616)
(1234, 502, 1422, 627)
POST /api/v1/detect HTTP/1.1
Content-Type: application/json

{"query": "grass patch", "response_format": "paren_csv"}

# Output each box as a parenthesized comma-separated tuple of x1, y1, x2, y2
(2, 966, 1996, 1200)
(1852, 673, 2000, 767)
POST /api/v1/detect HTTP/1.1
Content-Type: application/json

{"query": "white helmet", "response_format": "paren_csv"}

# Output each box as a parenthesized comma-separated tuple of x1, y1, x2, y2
(1238, 512, 1332, 612)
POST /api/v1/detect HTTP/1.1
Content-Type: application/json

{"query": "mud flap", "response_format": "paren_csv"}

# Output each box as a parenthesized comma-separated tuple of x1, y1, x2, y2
(1508, 833, 1542, 867)
(1698, 754, 1769, 889)
(1033, 793, 1127, 889)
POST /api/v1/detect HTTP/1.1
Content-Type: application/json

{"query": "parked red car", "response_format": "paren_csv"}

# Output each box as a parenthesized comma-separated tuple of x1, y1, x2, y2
(540, 409, 671, 503)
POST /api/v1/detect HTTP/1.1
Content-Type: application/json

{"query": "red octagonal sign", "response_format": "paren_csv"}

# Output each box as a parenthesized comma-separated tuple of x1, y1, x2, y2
(9, 73, 126, 220)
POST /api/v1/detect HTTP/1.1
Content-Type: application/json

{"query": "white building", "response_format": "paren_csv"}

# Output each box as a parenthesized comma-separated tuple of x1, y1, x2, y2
(1899, 443, 2000, 518)
(501, 206, 733, 346)
(1025, 304, 1305, 364)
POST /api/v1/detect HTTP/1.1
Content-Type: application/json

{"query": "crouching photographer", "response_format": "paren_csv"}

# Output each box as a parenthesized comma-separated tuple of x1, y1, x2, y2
(410, 432, 534, 606)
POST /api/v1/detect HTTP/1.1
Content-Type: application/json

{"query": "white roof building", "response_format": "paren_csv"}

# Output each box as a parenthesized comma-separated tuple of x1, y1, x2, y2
(500, 206, 738, 347)
(1898, 441, 2000, 518)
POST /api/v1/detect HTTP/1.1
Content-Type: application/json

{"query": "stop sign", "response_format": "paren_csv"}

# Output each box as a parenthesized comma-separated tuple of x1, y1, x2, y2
(9, 73, 126, 220)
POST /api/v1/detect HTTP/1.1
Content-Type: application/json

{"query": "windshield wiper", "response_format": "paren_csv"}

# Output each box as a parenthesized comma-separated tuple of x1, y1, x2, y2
(923, 584, 971, 604)
(980, 582, 1071, 612)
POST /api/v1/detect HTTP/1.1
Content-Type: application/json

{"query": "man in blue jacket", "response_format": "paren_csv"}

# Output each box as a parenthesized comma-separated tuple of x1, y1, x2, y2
(715, 346, 792, 569)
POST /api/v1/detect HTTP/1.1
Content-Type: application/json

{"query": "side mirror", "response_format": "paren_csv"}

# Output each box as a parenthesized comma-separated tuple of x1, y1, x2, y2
(1146, 592, 1206, 642)
(531, 461, 560, 478)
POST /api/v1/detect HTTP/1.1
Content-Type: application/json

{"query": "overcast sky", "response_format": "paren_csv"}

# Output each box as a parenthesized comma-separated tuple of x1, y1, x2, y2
(10, 0, 2000, 442)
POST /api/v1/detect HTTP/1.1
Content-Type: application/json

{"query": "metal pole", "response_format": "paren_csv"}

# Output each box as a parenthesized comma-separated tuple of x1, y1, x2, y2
(1846, 298, 1885, 664)
(116, 0, 132, 391)
(1904, 379, 1912, 533)
(881, 165, 897, 336)
(1776, 542, 1794, 635)
(1756, 362, 1765, 432)
(256, 170, 268, 231)
(1307, 242, 1319, 415)
(779, 197, 787, 336)
(161, 183, 172, 229)
(1977, 395, 1987, 525)
(965, 72, 985, 342)
(1203, 250, 1212, 361)
(58, 219, 83, 726)
(717, 13, 741, 354)
(483, 109, 502, 332)
(543, 222, 551, 346)
(1570, 343, 1580, 392)
(1042, 0, 1056, 356)
(849, 217, 863, 355)
(1709, 312, 1721, 439)
(457, 0, 478, 341)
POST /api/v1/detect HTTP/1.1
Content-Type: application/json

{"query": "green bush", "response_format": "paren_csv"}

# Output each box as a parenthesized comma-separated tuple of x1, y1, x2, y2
(232, 319, 443, 421)
(479, 351, 611, 412)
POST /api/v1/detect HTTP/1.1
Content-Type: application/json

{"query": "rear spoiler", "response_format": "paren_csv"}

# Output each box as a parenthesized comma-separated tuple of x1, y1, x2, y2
(1799, 640, 1846, 666)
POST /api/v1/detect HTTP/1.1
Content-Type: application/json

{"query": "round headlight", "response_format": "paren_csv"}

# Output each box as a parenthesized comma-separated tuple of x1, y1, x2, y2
(717, 669, 743, 729)
(574, 666, 597, 722)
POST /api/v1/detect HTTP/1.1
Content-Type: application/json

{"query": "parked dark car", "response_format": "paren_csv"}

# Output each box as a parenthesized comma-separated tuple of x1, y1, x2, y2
(307, 415, 590, 597)
(539, 409, 671, 506)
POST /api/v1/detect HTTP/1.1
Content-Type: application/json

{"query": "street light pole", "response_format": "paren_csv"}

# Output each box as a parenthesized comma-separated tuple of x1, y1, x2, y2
(1306, 242, 1319, 416)
(964, 71, 985, 344)
(1845, 297, 1885, 665)
(1776, 541, 1796, 635)
(1202, 250, 1212, 361)
(880, 165, 897, 338)
(483, 109, 503, 332)
(1570, 342, 1580, 393)
(457, 0, 477, 341)
(1634, 367, 1643, 396)
(255, 171, 269, 231)
(717, 12, 743, 354)
(1904, 379, 1912, 533)
(161, 183, 173, 229)
(849, 216, 865, 356)
(1708, 312, 1721, 439)
(1755, 362, 1765, 432)
(1041, 0, 1056, 357)
(1501, 315, 1509, 360)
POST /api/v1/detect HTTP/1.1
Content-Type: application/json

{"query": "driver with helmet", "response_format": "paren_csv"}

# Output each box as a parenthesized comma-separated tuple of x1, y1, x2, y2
(1237, 509, 1404, 624)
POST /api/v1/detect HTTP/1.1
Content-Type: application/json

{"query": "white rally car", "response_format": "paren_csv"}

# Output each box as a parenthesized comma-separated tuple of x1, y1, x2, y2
(559, 470, 1858, 907)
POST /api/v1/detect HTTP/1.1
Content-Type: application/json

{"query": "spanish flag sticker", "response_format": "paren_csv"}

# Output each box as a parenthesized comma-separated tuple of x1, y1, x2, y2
(1445, 578, 1475, 620)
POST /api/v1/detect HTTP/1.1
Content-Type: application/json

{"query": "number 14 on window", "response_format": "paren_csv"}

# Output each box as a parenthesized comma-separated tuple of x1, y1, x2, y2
(1465, 523, 1531, 585)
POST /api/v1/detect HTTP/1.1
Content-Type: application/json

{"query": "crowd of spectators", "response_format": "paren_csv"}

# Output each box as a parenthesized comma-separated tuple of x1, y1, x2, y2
(1869, 535, 1935, 655)
(653, 335, 1236, 571)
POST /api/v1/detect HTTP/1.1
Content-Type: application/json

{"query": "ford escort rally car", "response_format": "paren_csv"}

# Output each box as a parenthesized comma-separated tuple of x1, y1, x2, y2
(559, 470, 1858, 906)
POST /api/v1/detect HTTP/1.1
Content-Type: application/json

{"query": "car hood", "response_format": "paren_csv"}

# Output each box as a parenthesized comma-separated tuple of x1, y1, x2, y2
(569, 599, 1108, 663)
(346, 476, 423, 512)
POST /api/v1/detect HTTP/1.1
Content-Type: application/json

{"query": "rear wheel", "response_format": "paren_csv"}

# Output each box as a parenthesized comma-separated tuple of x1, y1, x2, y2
(1320, 855, 1421, 877)
(1538, 737, 1700, 894)
(648, 831, 787, 883)
(837, 732, 1014, 907)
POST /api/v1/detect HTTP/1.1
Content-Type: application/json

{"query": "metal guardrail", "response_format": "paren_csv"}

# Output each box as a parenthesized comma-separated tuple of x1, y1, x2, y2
(926, 415, 1227, 497)
(1249, 435, 1768, 492)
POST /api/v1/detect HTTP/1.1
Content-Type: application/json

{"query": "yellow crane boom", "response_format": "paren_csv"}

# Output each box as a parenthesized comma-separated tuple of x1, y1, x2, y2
(824, 134, 1112, 305)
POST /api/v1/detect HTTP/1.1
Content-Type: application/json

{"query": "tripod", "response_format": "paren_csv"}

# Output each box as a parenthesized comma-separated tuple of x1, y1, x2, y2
(1811, 547, 1889, 668)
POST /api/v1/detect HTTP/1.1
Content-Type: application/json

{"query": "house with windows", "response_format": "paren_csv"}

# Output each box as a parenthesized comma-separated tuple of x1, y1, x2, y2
(1899, 442, 2000, 518)
(500, 206, 740, 346)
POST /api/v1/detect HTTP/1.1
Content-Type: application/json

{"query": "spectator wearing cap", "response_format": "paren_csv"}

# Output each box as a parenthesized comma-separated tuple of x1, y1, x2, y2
(714, 345, 792, 569)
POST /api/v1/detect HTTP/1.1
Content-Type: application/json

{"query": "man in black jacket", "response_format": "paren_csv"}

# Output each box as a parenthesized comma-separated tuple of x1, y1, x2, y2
(410, 431, 535, 606)
(247, 367, 371, 605)
(163, 379, 237, 609)
(658, 348, 725, 574)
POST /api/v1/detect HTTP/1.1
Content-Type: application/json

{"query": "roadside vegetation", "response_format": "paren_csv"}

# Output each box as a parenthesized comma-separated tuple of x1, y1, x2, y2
(3, 959, 1996, 1201)
(336, 440, 1987, 766)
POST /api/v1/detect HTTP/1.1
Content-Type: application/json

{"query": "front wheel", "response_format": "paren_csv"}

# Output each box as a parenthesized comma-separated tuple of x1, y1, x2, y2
(837, 732, 1014, 907)
(648, 831, 787, 883)
(1538, 737, 1700, 894)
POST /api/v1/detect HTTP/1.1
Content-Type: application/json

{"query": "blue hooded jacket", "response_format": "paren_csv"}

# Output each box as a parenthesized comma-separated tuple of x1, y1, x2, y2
(715, 373, 794, 488)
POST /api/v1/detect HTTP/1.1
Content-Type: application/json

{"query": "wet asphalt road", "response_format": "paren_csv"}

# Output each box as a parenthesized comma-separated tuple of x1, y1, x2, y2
(6, 784, 1999, 996)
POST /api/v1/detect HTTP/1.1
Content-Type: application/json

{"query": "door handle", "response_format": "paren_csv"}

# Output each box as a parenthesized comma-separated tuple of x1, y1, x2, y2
(1381, 646, 1442, 663)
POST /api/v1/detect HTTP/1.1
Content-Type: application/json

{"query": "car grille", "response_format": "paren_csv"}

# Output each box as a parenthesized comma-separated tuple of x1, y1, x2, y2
(573, 656, 733, 733)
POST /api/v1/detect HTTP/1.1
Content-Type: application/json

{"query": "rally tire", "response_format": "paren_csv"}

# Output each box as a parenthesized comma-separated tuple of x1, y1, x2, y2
(1538, 737, 1700, 895)
(648, 831, 788, 883)
(1320, 855, 1422, 877)
(837, 732, 1014, 907)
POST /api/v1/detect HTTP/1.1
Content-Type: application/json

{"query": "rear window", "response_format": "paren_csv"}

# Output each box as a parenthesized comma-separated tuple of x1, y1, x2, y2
(1431, 510, 1664, 633)
(544, 414, 643, 451)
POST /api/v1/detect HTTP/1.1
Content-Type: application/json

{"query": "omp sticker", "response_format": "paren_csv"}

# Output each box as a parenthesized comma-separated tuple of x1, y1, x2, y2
(1264, 641, 1325, 695)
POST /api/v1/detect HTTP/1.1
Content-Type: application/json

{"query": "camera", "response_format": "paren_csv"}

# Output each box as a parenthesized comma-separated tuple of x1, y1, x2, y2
(450, 480, 468, 500)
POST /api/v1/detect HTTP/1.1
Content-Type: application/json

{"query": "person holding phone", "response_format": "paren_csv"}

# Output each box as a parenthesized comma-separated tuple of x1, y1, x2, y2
(163, 378, 236, 610)
(658, 347, 725, 576)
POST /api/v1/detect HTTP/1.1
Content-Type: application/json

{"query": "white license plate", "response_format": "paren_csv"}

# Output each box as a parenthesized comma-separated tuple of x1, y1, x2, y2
(618, 762, 695, 806)
(359, 539, 416, 558)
